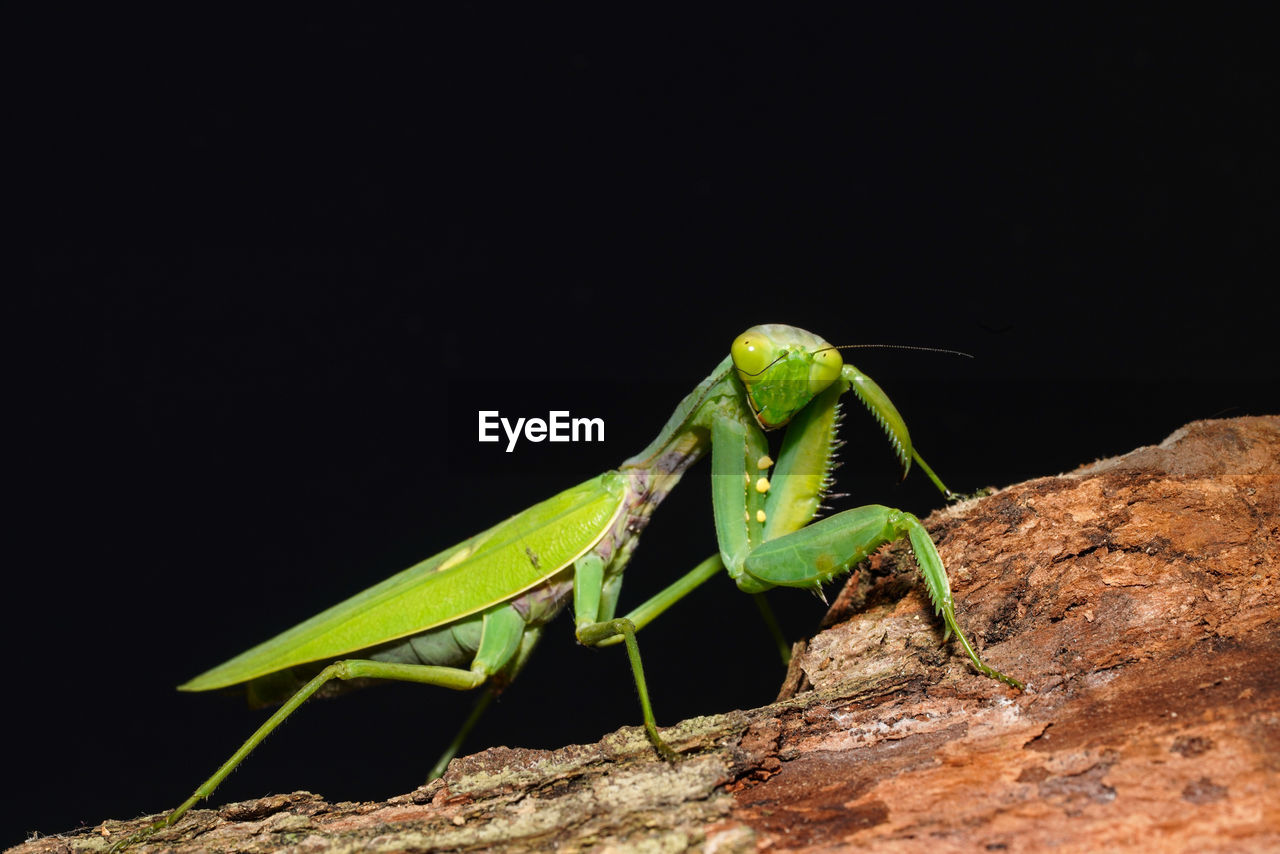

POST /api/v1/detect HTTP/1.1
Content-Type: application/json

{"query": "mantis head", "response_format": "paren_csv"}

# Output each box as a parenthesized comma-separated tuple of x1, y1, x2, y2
(731, 324, 843, 429)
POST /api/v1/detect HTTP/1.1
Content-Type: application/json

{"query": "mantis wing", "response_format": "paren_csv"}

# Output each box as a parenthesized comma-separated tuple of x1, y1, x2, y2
(180, 472, 627, 691)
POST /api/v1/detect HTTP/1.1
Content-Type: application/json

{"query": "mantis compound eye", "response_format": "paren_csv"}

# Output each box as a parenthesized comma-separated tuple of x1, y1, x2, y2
(731, 329, 776, 379)
(808, 346, 843, 395)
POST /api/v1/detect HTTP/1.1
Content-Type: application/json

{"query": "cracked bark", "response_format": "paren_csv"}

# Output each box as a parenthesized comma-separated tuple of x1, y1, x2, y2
(19, 416, 1278, 853)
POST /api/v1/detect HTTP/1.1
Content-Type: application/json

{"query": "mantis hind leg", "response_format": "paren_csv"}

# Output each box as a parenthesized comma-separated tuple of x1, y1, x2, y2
(115, 603, 532, 851)
(112, 661, 488, 851)
(576, 617, 679, 762)
(742, 504, 1023, 690)
(427, 685, 496, 781)
(426, 619, 549, 782)
(572, 552, 725, 764)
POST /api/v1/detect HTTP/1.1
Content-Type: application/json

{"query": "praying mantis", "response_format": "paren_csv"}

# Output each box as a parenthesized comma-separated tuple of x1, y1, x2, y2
(115, 323, 1021, 849)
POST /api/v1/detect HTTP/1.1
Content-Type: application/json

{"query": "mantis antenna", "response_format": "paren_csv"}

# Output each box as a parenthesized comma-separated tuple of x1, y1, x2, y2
(823, 343, 975, 359)
(736, 342, 973, 380)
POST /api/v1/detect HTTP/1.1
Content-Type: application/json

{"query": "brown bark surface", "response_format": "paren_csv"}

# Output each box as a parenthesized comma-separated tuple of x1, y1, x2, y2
(17, 416, 1279, 854)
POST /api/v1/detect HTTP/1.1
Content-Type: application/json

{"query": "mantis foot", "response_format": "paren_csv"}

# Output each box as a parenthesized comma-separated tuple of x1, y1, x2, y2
(648, 729, 681, 764)
(945, 486, 994, 502)
(970, 658, 1025, 691)
(108, 815, 173, 853)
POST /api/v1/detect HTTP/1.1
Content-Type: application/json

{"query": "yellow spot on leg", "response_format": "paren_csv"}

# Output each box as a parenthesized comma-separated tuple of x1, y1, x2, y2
(755, 476, 771, 493)
(757, 455, 774, 470)
(756, 509, 767, 523)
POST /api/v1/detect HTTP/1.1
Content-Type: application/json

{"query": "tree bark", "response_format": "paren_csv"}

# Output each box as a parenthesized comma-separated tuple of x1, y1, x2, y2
(18, 416, 1279, 853)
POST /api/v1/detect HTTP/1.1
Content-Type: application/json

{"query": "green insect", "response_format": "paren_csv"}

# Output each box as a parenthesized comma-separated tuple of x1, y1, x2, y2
(116, 323, 1020, 849)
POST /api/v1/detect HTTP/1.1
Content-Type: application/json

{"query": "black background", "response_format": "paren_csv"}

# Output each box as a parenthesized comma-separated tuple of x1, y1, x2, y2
(10, 8, 1277, 845)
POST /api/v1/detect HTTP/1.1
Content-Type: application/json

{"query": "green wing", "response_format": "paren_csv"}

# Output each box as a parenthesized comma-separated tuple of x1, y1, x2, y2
(180, 472, 626, 691)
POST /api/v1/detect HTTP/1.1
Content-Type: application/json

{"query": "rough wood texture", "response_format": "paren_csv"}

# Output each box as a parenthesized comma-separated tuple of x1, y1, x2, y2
(16, 416, 1278, 853)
